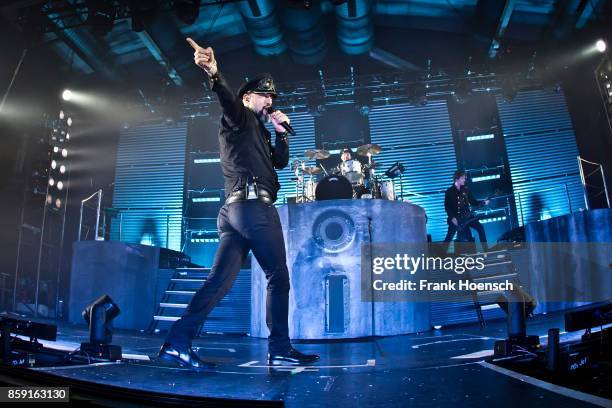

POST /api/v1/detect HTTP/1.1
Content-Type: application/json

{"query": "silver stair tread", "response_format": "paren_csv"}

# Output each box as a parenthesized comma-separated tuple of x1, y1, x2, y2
(165, 290, 197, 295)
(170, 278, 206, 282)
(471, 272, 517, 281)
(160, 303, 188, 308)
(153, 316, 180, 321)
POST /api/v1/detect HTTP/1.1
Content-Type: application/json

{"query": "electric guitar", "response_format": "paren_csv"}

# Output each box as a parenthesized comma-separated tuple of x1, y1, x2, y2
(455, 192, 502, 232)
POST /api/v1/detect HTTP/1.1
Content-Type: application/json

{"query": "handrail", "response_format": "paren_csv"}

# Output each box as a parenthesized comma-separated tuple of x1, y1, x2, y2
(78, 189, 102, 241)
(577, 155, 610, 209)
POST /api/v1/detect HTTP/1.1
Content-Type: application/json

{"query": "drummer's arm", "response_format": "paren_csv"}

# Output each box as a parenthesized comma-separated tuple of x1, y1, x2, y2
(272, 131, 289, 169)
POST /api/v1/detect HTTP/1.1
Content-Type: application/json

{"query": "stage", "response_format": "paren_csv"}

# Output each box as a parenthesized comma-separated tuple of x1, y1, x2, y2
(1, 311, 609, 407)
(2, 2, 612, 406)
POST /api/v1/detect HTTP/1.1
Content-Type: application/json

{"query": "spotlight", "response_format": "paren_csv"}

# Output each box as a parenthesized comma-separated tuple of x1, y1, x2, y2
(59, 110, 65, 119)
(355, 88, 372, 116)
(55, 198, 62, 208)
(357, 105, 370, 116)
(67, 117, 73, 127)
(62, 89, 72, 101)
(81, 294, 122, 360)
(49, 178, 55, 186)
(53, 146, 59, 153)
(57, 181, 64, 191)
(66, 133, 70, 140)
(51, 160, 57, 169)
(60, 165, 66, 174)
(46, 195, 52, 205)
(61, 149, 68, 158)
(596, 39, 607, 53)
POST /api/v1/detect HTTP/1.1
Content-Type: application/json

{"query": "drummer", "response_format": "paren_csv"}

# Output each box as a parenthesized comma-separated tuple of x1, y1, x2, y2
(338, 148, 361, 175)
(338, 148, 366, 193)
(340, 148, 353, 164)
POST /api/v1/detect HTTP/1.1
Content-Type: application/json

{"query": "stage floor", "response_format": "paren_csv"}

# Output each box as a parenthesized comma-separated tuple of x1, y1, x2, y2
(17, 311, 610, 407)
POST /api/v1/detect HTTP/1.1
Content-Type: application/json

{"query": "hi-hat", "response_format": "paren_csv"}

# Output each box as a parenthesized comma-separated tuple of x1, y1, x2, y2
(356, 143, 382, 156)
(304, 149, 330, 160)
(291, 159, 306, 170)
(302, 166, 322, 175)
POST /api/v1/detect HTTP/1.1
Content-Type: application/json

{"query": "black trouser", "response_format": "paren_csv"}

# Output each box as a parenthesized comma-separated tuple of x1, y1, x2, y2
(165, 201, 291, 353)
(443, 218, 488, 250)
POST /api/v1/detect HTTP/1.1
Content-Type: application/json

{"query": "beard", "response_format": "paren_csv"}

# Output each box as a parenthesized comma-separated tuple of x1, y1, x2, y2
(257, 106, 271, 124)
(257, 110, 268, 123)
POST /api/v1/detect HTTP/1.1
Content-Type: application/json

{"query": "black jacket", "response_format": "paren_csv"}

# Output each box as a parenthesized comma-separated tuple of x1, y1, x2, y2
(210, 72, 289, 201)
(444, 185, 482, 220)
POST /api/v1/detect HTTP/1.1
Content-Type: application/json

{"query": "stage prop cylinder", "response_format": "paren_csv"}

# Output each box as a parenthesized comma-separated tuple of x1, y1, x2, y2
(251, 199, 431, 340)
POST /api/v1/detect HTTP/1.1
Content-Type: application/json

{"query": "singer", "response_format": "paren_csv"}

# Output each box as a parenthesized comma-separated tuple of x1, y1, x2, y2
(157, 38, 320, 370)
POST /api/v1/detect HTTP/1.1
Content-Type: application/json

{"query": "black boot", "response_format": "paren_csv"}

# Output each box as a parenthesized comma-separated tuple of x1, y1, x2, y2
(267, 346, 320, 366)
(158, 343, 217, 371)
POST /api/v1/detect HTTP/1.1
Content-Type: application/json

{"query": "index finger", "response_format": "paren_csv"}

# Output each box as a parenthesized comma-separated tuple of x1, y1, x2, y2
(186, 37, 202, 51)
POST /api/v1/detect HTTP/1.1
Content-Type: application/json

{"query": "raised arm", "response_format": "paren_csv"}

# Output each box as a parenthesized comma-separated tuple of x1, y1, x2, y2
(187, 38, 245, 127)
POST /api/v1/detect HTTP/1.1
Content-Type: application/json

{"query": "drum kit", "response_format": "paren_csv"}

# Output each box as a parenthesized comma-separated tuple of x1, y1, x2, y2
(292, 144, 398, 202)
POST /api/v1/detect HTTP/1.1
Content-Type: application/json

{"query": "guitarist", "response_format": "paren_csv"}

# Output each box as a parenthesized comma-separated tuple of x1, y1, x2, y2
(443, 170, 490, 252)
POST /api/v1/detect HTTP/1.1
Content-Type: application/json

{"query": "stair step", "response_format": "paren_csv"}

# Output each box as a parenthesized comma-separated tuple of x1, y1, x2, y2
(153, 316, 180, 322)
(165, 290, 196, 295)
(160, 303, 188, 309)
(171, 278, 206, 283)
(471, 272, 517, 281)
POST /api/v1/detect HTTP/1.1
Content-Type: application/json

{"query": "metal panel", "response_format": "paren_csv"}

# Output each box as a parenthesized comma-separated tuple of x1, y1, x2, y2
(202, 269, 251, 333)
(111, 123, 187, 251)
(369, 100, 456, 241)
(497, 89, 583, 226)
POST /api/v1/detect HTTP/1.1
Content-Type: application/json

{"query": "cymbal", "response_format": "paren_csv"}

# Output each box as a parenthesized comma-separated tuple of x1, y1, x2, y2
(304, 149, 330, 160)
(302, 166, 322, 175)
(356, 143, 382, 156)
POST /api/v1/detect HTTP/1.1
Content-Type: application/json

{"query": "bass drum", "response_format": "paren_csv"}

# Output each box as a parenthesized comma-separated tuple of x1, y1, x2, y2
(315, 175, 353, 201)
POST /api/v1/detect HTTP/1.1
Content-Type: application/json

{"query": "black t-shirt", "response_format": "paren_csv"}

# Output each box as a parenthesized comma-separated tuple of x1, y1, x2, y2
(209, 72, 289, 201)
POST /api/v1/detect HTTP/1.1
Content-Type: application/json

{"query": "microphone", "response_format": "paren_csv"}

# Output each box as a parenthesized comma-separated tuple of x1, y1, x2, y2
(267, 107, 296, 136)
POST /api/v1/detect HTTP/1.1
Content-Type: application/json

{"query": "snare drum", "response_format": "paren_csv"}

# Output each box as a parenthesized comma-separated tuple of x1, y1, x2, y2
(379, 180, 395, 200)
(340, 160, 364, 186)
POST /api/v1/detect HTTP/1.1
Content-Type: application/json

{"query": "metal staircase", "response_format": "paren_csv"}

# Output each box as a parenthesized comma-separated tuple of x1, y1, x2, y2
(430, 248, 519, 328)
(150, 267, 252, 335)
